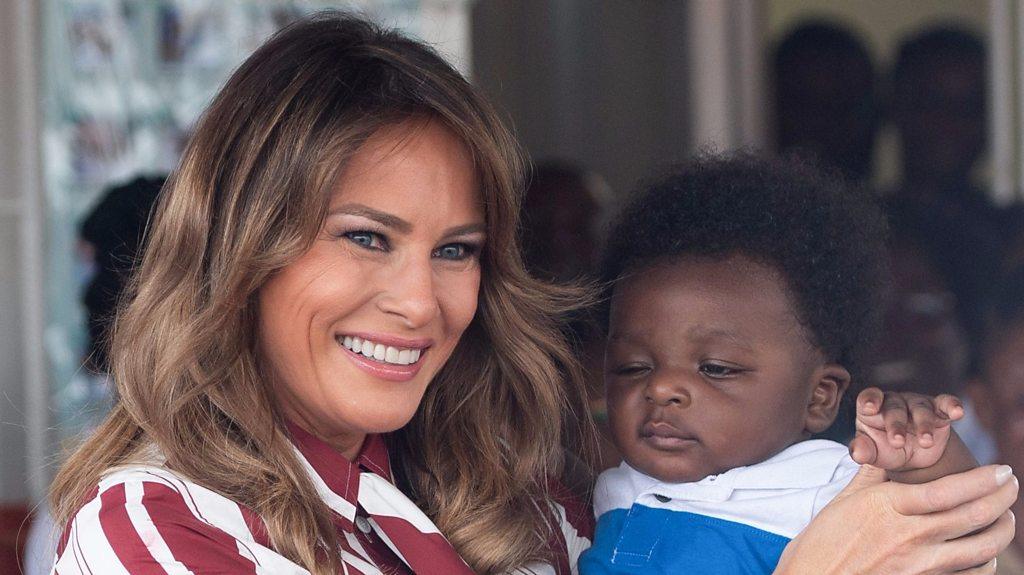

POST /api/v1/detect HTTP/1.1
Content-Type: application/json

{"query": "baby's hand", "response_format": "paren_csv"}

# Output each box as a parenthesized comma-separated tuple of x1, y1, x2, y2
(850, 387, 965, 471)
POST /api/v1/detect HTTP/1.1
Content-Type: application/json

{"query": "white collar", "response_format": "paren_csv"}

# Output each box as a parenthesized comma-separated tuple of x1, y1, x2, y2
(599, 439, 851, 509)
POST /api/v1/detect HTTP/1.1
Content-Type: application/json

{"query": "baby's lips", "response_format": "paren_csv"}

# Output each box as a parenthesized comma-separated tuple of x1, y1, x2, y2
(640, 420, 694, 441)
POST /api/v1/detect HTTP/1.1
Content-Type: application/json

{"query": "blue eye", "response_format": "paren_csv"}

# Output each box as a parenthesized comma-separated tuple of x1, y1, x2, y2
(343, 231, 386, 251)
(434, 243, 477, 261)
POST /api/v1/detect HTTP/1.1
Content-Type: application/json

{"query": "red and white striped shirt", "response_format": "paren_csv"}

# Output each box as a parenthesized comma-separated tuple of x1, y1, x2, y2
(52, 424, 594, 574)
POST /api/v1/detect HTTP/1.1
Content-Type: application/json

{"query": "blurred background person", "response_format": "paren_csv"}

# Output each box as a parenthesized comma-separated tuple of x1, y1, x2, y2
(867, 217, 996, 464)
(890, 27, 990, 223)
(773, 21, 880, 184)
(520, 161, 608, 284)
(887, 26, 1020, 351)
(520, 160, 621, 470)
(79, 175, 166, 376)
(967, 265, 1024, 571)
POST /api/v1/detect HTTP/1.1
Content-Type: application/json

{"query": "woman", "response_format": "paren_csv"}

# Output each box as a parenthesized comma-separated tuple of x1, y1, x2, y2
(50, 13, 1016, 574)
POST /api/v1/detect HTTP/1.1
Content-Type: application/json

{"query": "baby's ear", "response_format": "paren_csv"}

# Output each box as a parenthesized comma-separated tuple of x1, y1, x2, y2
(805, 364, 852, 434)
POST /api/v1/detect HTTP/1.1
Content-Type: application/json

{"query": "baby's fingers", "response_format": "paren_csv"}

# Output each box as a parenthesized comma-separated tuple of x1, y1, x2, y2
(881, 393, 909, 447)
(857, 387, 885, 416)
(849, 432, 879, 465)
(934, 393, 965, 421)
(908, 396, 944, 447)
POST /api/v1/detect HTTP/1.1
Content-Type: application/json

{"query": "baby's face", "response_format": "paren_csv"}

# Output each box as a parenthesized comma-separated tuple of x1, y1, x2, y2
(605, 254, 824, 483)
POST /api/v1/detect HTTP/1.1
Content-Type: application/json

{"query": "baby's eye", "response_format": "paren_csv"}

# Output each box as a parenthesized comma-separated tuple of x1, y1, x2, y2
(343, 231, 387, 251)
(698, 362, 741, 379)
(433, 243, 479, 261)
(609, 363, 651, 378)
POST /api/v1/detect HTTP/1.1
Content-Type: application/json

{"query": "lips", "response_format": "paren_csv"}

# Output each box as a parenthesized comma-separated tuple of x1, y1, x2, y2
(334, 331, 433, 382)
(640, 420, 698, 450)
(337, 335, 424, 366)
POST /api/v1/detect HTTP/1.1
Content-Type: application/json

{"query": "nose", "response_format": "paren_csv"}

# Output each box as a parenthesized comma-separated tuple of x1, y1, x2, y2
(377, 253, 440, 329)
(645, 376, 692, 408)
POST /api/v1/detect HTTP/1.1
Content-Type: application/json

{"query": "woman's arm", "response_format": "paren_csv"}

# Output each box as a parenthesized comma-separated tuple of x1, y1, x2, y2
(774, 464, 1018, 575)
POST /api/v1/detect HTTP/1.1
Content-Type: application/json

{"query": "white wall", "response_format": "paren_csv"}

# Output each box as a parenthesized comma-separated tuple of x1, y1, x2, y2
(0, 0, 47, 504)
(471, 0, 766, 197)
(472, 0, 692, 196)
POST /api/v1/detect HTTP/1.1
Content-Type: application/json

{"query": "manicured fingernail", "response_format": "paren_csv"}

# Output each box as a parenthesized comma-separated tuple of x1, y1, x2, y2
(996, 465, 1014, 485)
(922, 433, 933, 443)
(1010, 510, 1016, 524)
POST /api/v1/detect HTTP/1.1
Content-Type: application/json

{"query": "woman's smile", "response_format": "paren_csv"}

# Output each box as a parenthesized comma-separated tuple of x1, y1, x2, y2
(336, 333, 432, 382)
(337, 333, 430, 366)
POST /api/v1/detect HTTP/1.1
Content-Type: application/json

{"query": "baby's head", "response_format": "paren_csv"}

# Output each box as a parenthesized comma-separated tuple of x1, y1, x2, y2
(600, 153, 888, 483)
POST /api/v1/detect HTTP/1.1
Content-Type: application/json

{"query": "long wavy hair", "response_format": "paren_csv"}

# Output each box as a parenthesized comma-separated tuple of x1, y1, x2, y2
(50, 12, 595, 575)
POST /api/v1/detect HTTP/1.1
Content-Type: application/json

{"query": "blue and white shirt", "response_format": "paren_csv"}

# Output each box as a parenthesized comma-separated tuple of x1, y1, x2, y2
(579, 440, 859, 575)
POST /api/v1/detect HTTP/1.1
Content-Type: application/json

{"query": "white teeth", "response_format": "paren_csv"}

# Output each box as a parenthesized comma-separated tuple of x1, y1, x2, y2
(337, 335, 424, 366)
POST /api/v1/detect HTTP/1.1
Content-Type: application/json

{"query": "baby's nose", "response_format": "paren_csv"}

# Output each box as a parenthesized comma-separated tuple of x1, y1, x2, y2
(645, 377, 692, 408)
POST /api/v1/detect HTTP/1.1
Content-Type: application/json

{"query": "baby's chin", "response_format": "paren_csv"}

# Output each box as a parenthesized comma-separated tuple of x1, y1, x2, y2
(624, 454, 725, 484)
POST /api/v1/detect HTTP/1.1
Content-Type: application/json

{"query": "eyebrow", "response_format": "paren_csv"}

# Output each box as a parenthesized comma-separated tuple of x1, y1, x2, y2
(694, 328, 756, 351)
(328, 203, 485, 237)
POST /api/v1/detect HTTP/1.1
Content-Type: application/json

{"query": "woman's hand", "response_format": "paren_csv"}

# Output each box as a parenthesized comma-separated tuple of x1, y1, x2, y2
(774, 464, 1018, 574)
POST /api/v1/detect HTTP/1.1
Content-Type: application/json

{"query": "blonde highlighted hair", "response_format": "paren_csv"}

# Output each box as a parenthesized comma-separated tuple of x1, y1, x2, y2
(50, 12, 595, 574)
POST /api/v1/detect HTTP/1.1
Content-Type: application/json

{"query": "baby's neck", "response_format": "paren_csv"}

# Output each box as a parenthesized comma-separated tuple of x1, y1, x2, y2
(689, 436, 829, 483)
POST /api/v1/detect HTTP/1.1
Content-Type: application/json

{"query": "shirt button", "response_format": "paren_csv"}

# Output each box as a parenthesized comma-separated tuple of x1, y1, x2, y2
(654, 494, 671, 503)
(356, 516, 372, 534)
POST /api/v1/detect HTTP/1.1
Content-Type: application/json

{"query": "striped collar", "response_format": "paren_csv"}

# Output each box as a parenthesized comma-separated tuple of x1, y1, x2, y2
(286, 421, 476, 574)
(286, 421, 393, 529)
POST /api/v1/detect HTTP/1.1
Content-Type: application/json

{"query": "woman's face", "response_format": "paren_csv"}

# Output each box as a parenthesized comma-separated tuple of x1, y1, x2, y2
(258, 120, 484, 459)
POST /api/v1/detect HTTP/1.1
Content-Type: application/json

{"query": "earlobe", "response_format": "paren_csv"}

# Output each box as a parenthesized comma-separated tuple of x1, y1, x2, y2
(805, 364, 852, 434)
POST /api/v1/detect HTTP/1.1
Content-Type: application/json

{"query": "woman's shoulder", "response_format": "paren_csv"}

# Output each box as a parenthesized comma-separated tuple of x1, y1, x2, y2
(53, 463, 306, 574)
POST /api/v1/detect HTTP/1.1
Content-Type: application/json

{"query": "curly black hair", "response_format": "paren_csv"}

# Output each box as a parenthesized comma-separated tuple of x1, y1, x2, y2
(600, 152, 889, 381)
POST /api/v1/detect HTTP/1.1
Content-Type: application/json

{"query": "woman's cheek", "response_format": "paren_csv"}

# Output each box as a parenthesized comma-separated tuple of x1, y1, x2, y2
(444, 268, 482, 333)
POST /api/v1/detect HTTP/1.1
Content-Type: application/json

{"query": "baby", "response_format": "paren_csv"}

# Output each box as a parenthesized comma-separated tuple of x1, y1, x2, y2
(579, 154, 976, 574)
